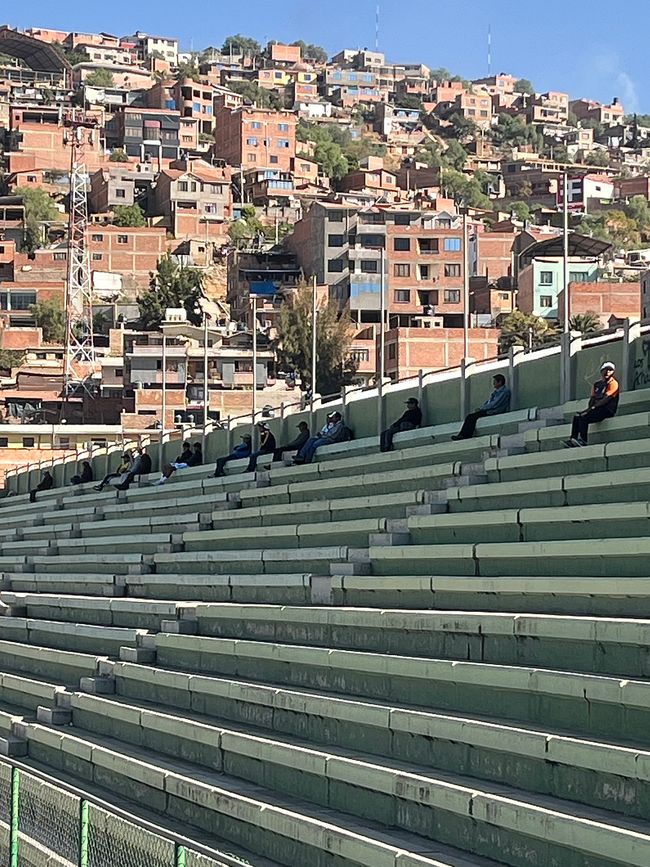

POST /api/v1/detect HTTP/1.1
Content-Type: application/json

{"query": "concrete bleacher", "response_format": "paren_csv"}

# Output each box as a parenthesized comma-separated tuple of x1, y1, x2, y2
(0, 383, 648, 865)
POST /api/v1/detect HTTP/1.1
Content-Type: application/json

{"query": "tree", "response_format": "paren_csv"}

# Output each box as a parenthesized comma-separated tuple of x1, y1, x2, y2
(498, 311, 558, 354)
(584, 150, 610, 167)
(228, 205, 264, 249)
(291, 40, 328, 64)
(137, 255, 204, 329)
(443, 139, 468, 171)
(578, 210, 640, 250)
(228, 79, 283, 109)
(113, 204, 146, 227)
(30, 298, 65, 344)
(276, 283, 357, 395)
(569, 311, 602, 336)
(85, 69, 114, 88)
(52, 42, 89, 67)
(221, 34, 262, 58)
(510, 201, 534, 223)
(109, 148, 129, 163)
(491, 113, 543, 150)
(514, 78, 535, 95)
(429, 68, 453, 82)
(0, 350, 26, 373)
(626, 195, 650, 233)
(176, 60, 200, 80)
(440, 169, 491, 209)
(20, 188, 60, 253)
(397, 94, 423, 110)
(624, 114, 650, 128)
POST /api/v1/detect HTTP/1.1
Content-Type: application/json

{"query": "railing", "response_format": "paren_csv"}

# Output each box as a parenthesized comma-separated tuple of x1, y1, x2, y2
(5, 318, 650, 488)
(0, 757, 238, 867)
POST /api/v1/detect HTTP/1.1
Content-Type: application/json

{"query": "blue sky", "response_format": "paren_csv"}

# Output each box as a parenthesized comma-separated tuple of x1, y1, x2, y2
(8, 0, 649, 112)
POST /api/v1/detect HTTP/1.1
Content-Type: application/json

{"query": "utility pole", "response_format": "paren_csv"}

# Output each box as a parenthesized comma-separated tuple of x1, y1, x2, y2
(161, 331, 167, 436)
(202, 313, 209, 431)
(62, 110, 98, 405)
(462, 211, 470, 359)
(379, 246, 386, 381)
(251, 295, 258, 431)
(311, 276, 317, 396)
(562, 170, 570, 332)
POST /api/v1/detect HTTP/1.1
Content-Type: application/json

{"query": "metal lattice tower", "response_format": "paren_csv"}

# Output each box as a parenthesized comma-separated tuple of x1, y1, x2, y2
(63, 111, 98, 398)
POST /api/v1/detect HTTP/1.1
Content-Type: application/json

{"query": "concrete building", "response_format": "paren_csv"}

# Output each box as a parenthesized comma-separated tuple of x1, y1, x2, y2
(88, 164, 156, 215)
(130, 32, 178, 66)
(570, 97, 625, 127)
(105, 106, 181, 162)
(227, 249, 302, 331)
(148, 78, 215, 136)
(525, 91, 569, 125)
(152, 158, 232, 241)
(214, 105, 297, 171)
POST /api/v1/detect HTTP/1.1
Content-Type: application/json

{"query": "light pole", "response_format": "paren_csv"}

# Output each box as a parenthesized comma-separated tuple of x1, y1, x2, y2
(202, 312, 209, 431)
(251, 295, 258, 432)
(562, 170, 570, 332)
(462, 210, 470, 360)
(379, 245, 386, 381)
(311, 275, 317, 396)
(161, 330, 167, 437)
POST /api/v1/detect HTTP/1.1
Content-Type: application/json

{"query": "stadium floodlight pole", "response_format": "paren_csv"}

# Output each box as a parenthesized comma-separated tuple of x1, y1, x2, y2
(252, 295, 258, 433)
(379, 246, 386, 381)
(202, 312, 209, 431)
(161, 330, 167, 437)
(562, 170, 570, 332)
(311, 275, 317, 396)
(462, 210, 470, 360)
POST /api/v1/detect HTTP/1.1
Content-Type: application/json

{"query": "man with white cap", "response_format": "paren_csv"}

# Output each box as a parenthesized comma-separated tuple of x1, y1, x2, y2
(564, 361, 619, 448)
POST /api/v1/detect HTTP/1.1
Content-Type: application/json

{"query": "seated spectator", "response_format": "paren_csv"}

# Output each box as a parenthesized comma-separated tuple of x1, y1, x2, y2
(156, 442, 203, 485)
(274, 421, 310, 461)
(247, 423, 277, 473)
(452, 374, 511, 441)
(71, 461, 93, 486)
(564, 361, 619, 448)
(213, 435, 252, 477)
(94, 451, 132, 492)
(293, 412, 347, 465)
(380, 397, 422, 453)
(30, 470, 54, 503)
(115, 447, 152, 491)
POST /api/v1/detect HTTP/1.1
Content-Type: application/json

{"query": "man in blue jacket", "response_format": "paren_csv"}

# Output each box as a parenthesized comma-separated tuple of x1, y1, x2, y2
(452, 374, 511, 440)
(293, 412, 347, 464)
(213, 434, 252, 477)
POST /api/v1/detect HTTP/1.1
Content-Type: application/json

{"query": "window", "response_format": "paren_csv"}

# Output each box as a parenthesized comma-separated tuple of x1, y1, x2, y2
(349, 348, 369, 363)
(53, 252, 66, 261)
(91, 234, 103, 242)
(178, 181, 188, 191)
(394, 213, 411, 226)
(498, 292, 510, 300)
(444, 263, 461, 277)
(328, 210, 344, 222)
(569, 271, 589, 283)
(92, 253, 103, 261)
(359, 212, 384, 224)
(27, 175, 37, 182)
(360, 234, 384, 249)
(117, 235, 128, 244)
(328, 234, 345, 247)
(115, 188, 126, 198)
(388, 343, 396, 359)
(361, 260, 378, 273)
(540, 295, 553, 308)
(395, 289, 411, 303)
(0, 436, 8, 448)
(22, 437, 35, 448)
(246, 137, 258, 146)
(251, 121, 262, 130)
(248, 154, 257, 162)
(540, 271, 554, 285)
(278, 139, 290, 148)
(418, 239, 439, 254)
(394, 263, 410, 277)
(418, 265, 430, 280)
(444, 289, 461, 304)
(269, 155, 279, 164)
(278, 123, 289, 132)
(115, 368, 124, 378)
(328, 258, 345, 272)
(437, 218, 451, 228)
(443, 238, 461, 252)
(394, 237, 411, 251)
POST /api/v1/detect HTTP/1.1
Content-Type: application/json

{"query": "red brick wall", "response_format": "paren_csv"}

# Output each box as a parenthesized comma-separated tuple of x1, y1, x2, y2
(385, 327, 500, 379)
(559, 281, 641, 325)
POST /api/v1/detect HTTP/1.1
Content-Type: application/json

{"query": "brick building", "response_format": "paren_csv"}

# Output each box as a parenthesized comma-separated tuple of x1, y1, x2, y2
(106, 107, 181, 163)
(214, 106, 297, 171)
(384, 326, 500, 379)
(5, 105, 105, 173)
(570, 98, 625, 127)
(152, 158, 232, 241)
(558, 280, 641, 327)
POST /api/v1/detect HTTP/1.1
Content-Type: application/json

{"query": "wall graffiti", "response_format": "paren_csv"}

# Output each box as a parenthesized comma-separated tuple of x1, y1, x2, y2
(632, 338, 650, 390)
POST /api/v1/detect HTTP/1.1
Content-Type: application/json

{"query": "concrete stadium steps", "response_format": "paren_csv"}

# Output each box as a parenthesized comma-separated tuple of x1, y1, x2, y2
(1, 572, 126, 596)
(183, 519, 388, 552)
(528, 412, 650, 452)
(152, 546, 366, 576)
(0, 593, 185, 629)
(369, 538, 650, 577)
(125, 571, 321, 604)
(331, 575, 650, 617)
(0, 616, 146, 656)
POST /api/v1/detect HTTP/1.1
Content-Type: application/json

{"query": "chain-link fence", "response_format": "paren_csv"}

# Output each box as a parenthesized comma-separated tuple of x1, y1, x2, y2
(0, 759, 234, 867)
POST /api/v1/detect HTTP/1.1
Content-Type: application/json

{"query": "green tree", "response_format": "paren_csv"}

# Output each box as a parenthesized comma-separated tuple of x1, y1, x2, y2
(626, 195, 650, 232)
(510, 201, 534, 223)
(52, 42, 89, 66)
(498, 311, 558, 353)
(221, 34, 262, 58)
(429, 68, 453, 82)
(30, 297, 66, 344)
(20, 187, 60, 253)
(578, 210, 640, 249)
(276, 283, 357, 395)
(396, 94, 423, 110)
(137, 255, 204, 329)
(113, 204, 147, 227)
(440, 169, 491, 208)
(569, 311, 602, 336)
(443, 139, 468, 171)
(624, 114, 650, 128)
(491, 113, 542, 149)
(0, 350, 26, 373)
(228, 79, 283, 110)
(290, 40, 328, 63)
(85, 69, 114, 88)
(176, 60, 200, 80)
(109, 148, 129, 163)
(514, 78, 535, 95)
(584, 150, 610, 167)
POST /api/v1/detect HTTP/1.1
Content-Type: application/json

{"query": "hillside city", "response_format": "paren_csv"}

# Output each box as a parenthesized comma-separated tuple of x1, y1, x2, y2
(0, 23, 649, 474)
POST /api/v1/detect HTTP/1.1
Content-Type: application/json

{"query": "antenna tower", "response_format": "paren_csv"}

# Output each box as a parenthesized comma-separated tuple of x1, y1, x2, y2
(62, 110, 98, 400)
(487, 24, 492, 75)
(375, 3, 380, 50)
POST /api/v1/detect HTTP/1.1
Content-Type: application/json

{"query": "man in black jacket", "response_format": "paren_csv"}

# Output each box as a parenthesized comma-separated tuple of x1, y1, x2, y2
(246, 423, 277, 473)
(29, 470, 54, 503)
(115, 447, 152, 491)
(274, 421, 310, 460)
(380, 397, 422, 452)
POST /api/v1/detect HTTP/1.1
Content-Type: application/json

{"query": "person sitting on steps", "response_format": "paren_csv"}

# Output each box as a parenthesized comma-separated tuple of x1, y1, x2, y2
(70, 461, 93, 486)
(29, 469, 54, 503)
(274, 421, 310, 461)
(380, 397, 422, 452)
(293, 412, 347, 464)
(94, 451, 132, 492)
(452, 374, 511, 441)
(114, 447, 152, 491)
(246, 422, 277, 473)
(155, 441, 203, 485)
(213, 434, 252, 477)
(564, 361, 619, 448)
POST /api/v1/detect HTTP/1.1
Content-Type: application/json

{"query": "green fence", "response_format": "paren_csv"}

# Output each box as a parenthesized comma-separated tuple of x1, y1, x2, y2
(0, 759, 237, 867)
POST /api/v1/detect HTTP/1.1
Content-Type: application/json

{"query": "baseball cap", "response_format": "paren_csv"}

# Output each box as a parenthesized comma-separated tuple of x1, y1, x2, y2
(600, 361, 616, 371)
(405, 397, 418, 405)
